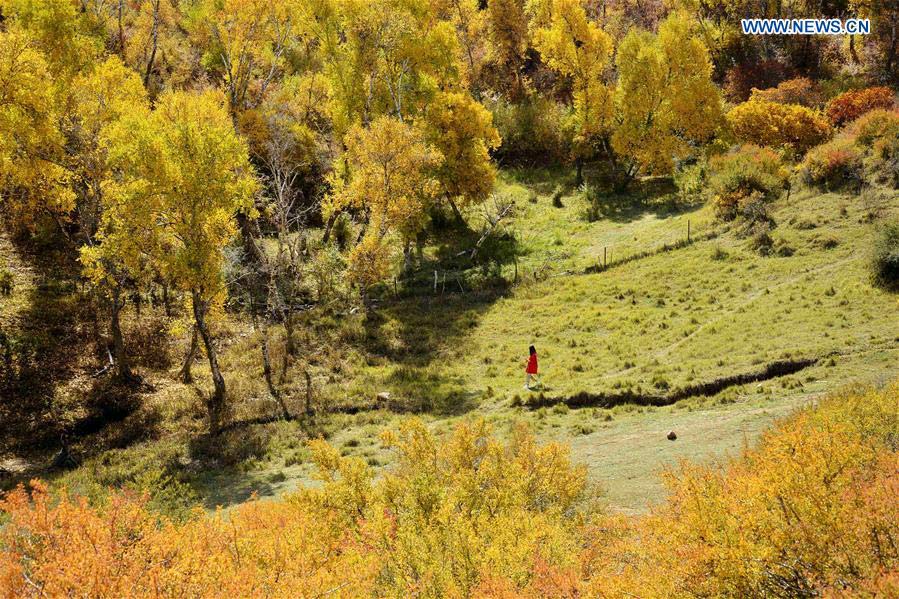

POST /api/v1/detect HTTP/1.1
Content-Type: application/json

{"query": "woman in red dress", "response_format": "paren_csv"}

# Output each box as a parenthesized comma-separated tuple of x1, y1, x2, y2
(525, 345, 539, 390)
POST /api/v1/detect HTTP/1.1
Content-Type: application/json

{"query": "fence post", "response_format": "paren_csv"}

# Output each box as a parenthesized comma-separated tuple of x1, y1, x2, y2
(603, 246, 607, 269)
(687, 220, 691, 243)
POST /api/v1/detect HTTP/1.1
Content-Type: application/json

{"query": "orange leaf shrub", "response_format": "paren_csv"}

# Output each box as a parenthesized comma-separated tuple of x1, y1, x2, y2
(707, 145, 789, 220)
(800, 136, 864, 190)
(1, 420, 590, 597)
(750, 77, 823, 107)
(2, 383, 898, 597)
(0, 481, 376, 597)
(825, 86, 896, 127)
(586, 382, 899, 597)
(727, 100, 832, 154)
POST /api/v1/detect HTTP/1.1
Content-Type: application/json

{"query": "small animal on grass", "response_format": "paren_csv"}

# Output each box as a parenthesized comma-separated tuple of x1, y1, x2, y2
(525, 345, 540, 390)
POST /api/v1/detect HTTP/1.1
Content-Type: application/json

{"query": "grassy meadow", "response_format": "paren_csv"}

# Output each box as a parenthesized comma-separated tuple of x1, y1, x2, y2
(5, 168, 895, 515)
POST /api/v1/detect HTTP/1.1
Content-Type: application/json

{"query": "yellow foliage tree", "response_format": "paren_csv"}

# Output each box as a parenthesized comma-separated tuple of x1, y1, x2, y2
(72, 57, 149, 380)
(432, 0, 489, 93)
(0, 28, 72, 231)
(485, 0, 530, 100)
(424, 91, 501, 219)
(532, 0, 613, 184)
(101, 90, 257, 431)
(189, 0, 305, 113)
(611, 12, 723, 186)
(330, 116, 439, 283)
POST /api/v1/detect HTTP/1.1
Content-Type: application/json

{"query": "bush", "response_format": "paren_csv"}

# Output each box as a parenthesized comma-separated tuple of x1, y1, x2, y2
(588, 382, 899, 597)
(825, 86, 895, 127)
(871, 221, 899, 291)
(707, 145, 789, 221)
(847, 108, 899, 146)
(0, 420, 589, 596)
(331, 212, 354, 250)
(749, 77, 822, 107)
(551, 186, 564, 208)
(847, 109, 899, 186)
(799, 136, 864, 191)
(727, 100, 832, 154)
(2, 383, 898, 596)
(673, 160, 706, 202)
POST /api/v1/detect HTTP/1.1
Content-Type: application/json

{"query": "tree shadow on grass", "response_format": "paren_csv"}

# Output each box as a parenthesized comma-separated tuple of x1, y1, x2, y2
(348, 217, 523, 416)
(0, 227, 155, 460)
(1, 232, 89, 452)
(583, 176, 704, 224)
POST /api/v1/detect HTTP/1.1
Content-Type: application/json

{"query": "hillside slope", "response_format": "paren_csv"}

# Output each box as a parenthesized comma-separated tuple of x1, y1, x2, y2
(3, 175, 897, 513)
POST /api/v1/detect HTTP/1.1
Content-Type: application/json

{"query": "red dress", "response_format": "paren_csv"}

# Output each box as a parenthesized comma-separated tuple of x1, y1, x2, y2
(526, 354, 538, 374)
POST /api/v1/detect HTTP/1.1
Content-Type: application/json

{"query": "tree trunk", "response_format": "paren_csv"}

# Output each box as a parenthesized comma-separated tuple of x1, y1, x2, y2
(304, 370, 313, 415)
(402, 240, 414, 273)
(279, 310, 295, 384)
(575, 158, 584, 188)
(179, 325, 198, 384)
(448, 197, 465, 224)
(261, 327, 290, 420)
(321, 211, 338, 245)
(162, 282, 172, 317)
(886, 24, 897, 77)
(192, 292, 226, 434)
(110, 286, 132, 381)
(143, 0, 160, 88)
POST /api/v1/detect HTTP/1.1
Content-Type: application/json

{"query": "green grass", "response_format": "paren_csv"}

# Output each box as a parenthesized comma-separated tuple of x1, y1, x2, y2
(321, 186, 898, 410)
(4, 169, 898, 514)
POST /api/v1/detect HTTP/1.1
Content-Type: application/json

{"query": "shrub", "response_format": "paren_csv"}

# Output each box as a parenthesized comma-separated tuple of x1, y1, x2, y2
(799, 136, 864, 191)
(707, 145, 789, 221)
(587, 382, 899, 597)
(817, 73, 869, 101)
(0, 420, 589, 596)
(749, 77, 822, 107)
(825, 86, 895, 127)
(347, 236, 392, 292)
(871, 221, 899, 291)
(552, 186, 564, 208)
(870, 135, 899, 187)
(847, 108, 899, 146)
(2, 383, 898, 596)
(331, 212, 354, 250)
(727, 100, 832, 154)
(673, 160, 706, 201)
(310, 244, 351, 306)
(847, 109, 899, 186)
